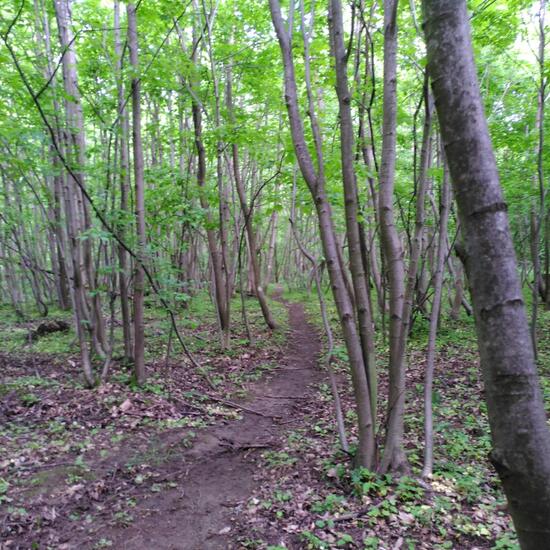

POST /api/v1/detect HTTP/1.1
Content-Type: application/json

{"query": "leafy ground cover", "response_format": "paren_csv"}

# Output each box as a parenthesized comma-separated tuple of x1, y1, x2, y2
(228, 288, 550, 550)
(0, 292, 287, 548)
(1, 288, 549, 549)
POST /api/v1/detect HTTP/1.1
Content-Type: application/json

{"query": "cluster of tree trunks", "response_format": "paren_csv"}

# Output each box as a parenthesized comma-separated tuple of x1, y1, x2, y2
(0, 1, 549, 546)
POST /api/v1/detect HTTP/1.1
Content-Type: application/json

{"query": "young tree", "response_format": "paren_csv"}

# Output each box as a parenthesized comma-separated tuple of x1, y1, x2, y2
(378, 0, 408, 474)
(423, 0, 550, 545)
(127, 2, 146, 385)
(114, 0, 133, 364)
(269, 0, 376, 468)
(54, 0, 102, 386)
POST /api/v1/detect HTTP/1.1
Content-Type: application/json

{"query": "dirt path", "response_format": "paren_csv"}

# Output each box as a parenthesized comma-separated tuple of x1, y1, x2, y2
(100, 300, 323, 549)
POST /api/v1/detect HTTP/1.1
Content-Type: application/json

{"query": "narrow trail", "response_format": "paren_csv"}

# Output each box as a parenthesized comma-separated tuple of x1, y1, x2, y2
(104, 300, 323, 549)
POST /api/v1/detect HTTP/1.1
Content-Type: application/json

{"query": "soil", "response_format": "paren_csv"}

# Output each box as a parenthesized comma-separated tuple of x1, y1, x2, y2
(2, 297, 513, 549)
(84, 300, 322, 549)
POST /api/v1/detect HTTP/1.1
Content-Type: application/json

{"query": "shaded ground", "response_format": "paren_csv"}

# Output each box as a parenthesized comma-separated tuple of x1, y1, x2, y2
(3, 288, 543, 549)
(0, 298, 325, 549)
(103, 301, 322, 550)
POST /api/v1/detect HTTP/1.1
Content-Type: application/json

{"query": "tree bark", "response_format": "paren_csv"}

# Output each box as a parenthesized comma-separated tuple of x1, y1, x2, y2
(127, 2, 146, 385)
(269, 0, 375, 467)
(226, 67, 277, 330)
(423, 1, 550, 546)
(54, 0, 96, 386)
(115, 0, 133, 363)
(422, 149, 450, 478)
(378, 0, 408, 474)
(329, 0, 378, 433)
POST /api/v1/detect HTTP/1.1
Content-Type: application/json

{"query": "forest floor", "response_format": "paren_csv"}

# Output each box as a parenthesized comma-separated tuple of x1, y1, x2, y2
(1, 288, 547, 549)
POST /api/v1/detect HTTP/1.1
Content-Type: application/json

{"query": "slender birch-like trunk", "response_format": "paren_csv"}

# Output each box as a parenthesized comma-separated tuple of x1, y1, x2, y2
(54, 0, 96, 386)
(422, 151, 450, 478)
(378, 0, 408, 474)
(270, 0, 375, 467)
(114, 0, 133, 363)
(127, 3, 146, 385)
(329, 0, 378, 433)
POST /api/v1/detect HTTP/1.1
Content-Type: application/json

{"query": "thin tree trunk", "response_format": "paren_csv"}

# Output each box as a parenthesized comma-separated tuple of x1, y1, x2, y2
(127, 2, 146, 385)
(378, 0, 408, 474)
(264, 208, 279, 290)
(402, 81, 433, 342)
(290, 176, 349, 452)
(182, 10, 229, 343)
(115, 0, 133, 363)
(203, 9, 232, 346)
(269, 0, 375, 467)
(329, 0, 378, 434)
(226, 67, 277, 330)
(422, 151, 450, 478)
(54, 0, 95, 387)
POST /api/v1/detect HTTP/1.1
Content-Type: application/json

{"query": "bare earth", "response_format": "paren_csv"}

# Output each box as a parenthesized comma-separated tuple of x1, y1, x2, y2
(99, 300, 322, 550)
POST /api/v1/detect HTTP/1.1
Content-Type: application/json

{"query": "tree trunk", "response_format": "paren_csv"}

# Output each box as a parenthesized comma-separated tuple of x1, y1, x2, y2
(269, 0, 375, 468)
(422, 150, 450, 478)
(115, 0, 133, 363)
(226, 67, 277, 330)
(329, 0, 378, 434)
(424, 1, 550, 546)
(127, 2, 146, 385)
(54, 0, 95, 386)
(378, 0, 408, 474)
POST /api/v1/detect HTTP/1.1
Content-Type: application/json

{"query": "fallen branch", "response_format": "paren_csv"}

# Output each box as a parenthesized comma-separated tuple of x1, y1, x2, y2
(331, 507, 370, 523)
(207, 396, 277, 418)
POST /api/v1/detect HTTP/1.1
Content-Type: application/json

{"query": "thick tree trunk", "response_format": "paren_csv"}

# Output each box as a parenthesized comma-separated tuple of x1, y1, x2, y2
(424, 1, 550, 546)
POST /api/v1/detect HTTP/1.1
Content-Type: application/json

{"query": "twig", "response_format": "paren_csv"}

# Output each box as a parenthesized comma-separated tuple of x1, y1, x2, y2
(219, 442, 273, 451)
(257, 394, 308, 400)
(207, 396, 276, 418)
(331, 507, 370, 523)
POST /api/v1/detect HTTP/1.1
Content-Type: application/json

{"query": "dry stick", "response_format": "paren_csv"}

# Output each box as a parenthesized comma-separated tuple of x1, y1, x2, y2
(289, 170, 349, 453)
(331, 506, 370, 523)
(207, 396, 277, 419)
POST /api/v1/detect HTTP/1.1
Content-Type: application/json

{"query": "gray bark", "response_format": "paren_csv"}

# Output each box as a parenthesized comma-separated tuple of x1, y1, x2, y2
(114, 0, 133, 363)
(424, 1, 550, 546)
(378, 0, 408, 474)
(422, 151, 450, 478)
(127, 3, 146, 385)
(269, 0, 375, 467)
(329, 0, 378, 434)
(54, 0, 95, 386)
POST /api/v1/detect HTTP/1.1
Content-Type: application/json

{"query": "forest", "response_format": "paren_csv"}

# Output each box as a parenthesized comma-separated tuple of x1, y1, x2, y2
(1, 0, 549, 548)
